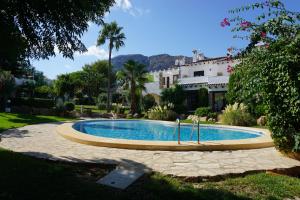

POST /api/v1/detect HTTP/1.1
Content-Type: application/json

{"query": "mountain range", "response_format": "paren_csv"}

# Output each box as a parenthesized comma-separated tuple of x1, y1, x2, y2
(111, 54, 192, 71)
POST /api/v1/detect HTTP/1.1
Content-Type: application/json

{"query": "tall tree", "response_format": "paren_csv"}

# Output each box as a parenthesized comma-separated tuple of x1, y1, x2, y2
(0, 70, 15, 110)
(97, 21, 126, 111)
(82, 60, 111, 97)
(54, 74, 77, 100)
(117, 60, 148, 114)
(0, 0, 114, 70)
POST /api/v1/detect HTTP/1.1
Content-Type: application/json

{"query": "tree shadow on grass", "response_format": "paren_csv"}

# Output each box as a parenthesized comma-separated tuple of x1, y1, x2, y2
(0, 150, 253, 200)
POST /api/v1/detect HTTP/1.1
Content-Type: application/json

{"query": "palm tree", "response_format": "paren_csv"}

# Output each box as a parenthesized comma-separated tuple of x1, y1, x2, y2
(117, 60, 148, 114)
(97, 21, 126, 112)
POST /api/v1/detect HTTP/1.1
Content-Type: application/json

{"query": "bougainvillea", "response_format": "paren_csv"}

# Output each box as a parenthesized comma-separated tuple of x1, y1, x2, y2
(224, 0, 300, 153)
(220, 18, 230, 27)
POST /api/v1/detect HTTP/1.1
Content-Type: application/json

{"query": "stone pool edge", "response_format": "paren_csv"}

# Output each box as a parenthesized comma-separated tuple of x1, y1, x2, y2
(56, 120, 274, 151)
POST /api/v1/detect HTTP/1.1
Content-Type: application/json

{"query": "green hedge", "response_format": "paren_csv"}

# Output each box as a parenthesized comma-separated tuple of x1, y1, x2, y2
(64, 102, 75, 112)
(12, 98, 54, 109)
(194, 107, 212, 117)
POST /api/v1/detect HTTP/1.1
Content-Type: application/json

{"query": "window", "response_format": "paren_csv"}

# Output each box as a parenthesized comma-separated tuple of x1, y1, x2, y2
(194, 71, 204, 77)
(162, 77, 166, 85)
(173, 75, 179, 82)
(217, 72, 223, 76)
(166, 77, 170, 88)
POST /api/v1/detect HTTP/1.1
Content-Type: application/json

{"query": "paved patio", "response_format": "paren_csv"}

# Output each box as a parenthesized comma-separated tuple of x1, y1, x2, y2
(0, 123, 299, 177)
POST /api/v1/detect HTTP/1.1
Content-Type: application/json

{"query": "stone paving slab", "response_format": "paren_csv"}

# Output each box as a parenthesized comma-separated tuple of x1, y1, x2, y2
(97, 166, 145, 189)
(0, 123, 300, 177)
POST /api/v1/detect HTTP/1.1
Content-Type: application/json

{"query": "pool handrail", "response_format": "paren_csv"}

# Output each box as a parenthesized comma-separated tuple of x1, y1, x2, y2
(176, 118, 181, 144)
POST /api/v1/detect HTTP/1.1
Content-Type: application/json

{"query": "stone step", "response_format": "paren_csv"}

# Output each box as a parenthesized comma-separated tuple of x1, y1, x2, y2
(97, 166, 145, 190)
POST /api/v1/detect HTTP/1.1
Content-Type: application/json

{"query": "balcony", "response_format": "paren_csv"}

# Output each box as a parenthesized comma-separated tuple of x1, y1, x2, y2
(178, 76, 229, 85)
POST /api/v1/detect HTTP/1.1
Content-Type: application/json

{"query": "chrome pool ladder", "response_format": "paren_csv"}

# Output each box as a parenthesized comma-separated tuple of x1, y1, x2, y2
(189, 121, 196, 141)
(176, 118, 181, 144)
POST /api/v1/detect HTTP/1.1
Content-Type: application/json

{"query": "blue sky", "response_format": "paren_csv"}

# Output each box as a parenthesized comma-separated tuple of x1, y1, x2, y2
(31, 0, 300, 79)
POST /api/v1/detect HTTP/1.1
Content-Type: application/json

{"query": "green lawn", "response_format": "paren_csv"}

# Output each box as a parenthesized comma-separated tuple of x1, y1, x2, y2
(0, 112, 299, 200)
(0, 112, 75, 133)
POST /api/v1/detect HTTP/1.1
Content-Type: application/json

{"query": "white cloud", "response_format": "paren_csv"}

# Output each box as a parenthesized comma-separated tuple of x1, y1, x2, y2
(129, 7, 150, 17)
(64, 64, 72, 69)
(75, 45, 109, 59)
(113, 0, 150, 17)
(115, 0, 132, 11)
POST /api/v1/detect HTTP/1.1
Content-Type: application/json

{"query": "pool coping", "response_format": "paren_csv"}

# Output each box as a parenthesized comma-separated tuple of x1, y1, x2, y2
(56, 119, 274, 151)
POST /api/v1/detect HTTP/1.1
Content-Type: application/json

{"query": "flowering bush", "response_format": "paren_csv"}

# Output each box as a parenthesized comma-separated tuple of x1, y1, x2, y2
(223, 0, 300, 152)
(147, 103, 178, 121)
(220, 103, 255, 126)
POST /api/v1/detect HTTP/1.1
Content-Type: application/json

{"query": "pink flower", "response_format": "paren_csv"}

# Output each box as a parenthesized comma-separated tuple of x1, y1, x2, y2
(223, 18, 230, 26)
(227, 65, 234, 73)
(220, 18, 230, 27)
(240, 21, 252, 29)
(261, 31, 266, 38)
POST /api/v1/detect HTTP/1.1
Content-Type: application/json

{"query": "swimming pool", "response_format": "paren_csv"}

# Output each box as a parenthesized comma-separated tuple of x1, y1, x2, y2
(73, 120, 262, 142)
(57, 119, 273, 150)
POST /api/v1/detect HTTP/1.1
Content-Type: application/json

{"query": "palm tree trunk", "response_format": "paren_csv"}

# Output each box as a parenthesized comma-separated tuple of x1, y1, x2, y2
(107, 43, 112, 112)
(131, 78, 136, 114)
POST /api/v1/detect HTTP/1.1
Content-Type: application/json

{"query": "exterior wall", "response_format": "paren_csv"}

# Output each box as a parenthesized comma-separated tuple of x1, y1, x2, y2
(152, 68, 179, 82)
(144, 54, 239, 111)
(144, 82, 161, 96)
(180, 59, 231, 78)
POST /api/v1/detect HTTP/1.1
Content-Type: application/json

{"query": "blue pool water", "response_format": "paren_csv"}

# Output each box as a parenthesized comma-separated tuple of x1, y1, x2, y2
(73, 120, 262, 142)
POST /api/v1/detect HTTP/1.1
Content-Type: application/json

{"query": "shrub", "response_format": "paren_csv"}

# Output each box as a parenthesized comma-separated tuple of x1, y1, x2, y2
(225, 1, 300, 152)
(254, 104, 268, 117)
(64, 102, 75, 112)
(112, 103, 125, 114)
(143, 94, 156, 110)
(161, 85, 187, 114)
(147, 103, 178, 121)
(12, 97, 54, 109)
(220, 103, 255, 126)
(194, 107, 211, 117)
(55, 97, 65, 114)
(207, 112, 218, 120)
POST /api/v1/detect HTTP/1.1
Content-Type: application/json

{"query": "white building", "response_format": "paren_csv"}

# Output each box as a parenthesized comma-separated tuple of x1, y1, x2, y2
(144, 50, 238, 111)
